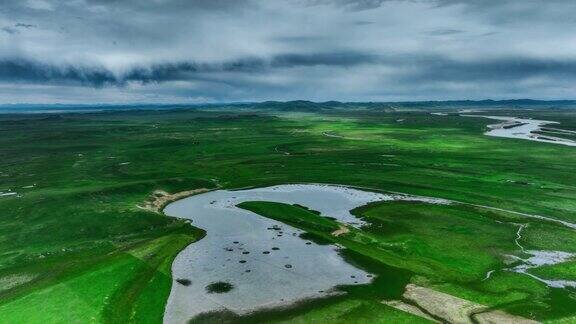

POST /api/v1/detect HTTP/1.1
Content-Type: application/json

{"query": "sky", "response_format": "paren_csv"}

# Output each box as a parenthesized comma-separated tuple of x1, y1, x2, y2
(1, 0, 576, 104)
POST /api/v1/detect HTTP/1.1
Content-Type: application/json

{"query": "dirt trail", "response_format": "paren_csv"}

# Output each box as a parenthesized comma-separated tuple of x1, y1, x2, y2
(382, 300, 439, 322)
(385, 284, 538, 324)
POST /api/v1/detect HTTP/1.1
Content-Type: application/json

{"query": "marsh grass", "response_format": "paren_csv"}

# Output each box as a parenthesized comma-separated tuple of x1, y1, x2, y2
(205, 281, 234, 294)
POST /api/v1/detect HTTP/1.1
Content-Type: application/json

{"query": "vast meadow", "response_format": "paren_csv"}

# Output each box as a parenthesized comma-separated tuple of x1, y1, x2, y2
(0, 105, 575, 323)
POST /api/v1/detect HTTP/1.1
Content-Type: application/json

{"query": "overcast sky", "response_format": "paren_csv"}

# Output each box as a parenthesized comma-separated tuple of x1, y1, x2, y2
(1, 0, 576, 104)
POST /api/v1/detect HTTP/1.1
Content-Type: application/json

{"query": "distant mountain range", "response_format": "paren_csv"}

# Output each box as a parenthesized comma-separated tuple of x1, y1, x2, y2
(1, 99, 576, 114)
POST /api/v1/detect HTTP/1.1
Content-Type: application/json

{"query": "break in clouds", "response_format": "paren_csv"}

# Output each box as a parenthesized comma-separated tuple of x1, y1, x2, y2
(1, 0, 576, 103)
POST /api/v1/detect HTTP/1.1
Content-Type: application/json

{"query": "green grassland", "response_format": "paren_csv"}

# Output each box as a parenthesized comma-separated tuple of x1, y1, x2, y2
(0, 107, 575, 322)
(529, 261, 576, 282)
(237, 200, 574, 321)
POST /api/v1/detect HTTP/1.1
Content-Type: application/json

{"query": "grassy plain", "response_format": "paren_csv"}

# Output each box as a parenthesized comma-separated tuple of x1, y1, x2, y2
(238, 200, 575, 321)
(0, 106, 575, 322)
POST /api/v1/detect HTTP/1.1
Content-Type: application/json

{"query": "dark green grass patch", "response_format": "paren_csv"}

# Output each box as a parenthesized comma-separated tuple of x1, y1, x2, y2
(205, 282, 234, 294)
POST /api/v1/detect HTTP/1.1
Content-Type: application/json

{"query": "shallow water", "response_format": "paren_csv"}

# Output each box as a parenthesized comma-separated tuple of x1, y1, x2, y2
(510, 250, 576, 289)
(162, 184, 449, 323)
(460, 115, 576, 147)
(505, 224, 576, 289)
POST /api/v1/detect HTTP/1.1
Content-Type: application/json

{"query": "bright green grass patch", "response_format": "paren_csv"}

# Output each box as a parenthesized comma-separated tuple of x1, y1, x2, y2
(520, 224, 576, 253)
(0, 232, 200, 324)
(528, 261, 576, 282)
(238, 201, 339, 232)
(350, 201, 522, 282)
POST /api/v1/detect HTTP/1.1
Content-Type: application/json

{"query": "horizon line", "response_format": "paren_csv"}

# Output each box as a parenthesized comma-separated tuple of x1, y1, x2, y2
(2, 98, 576, 107)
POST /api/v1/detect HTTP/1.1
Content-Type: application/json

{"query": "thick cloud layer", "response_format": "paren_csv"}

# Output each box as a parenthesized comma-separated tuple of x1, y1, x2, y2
(1, 0, 575, 103)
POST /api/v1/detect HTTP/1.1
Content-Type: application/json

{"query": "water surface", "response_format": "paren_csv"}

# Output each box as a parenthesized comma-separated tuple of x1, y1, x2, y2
(461, 115, 576, 147)
(163, 184, 448, 323)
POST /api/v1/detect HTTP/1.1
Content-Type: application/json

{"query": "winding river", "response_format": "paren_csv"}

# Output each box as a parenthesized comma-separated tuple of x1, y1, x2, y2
(162, 184, 449, 323)
(162, 184, 576, 323)
(460, 115, 576, 147)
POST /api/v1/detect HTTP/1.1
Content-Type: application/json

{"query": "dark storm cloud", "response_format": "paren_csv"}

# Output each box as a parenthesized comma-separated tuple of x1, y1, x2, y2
(14, 23, 37, 28)
(4, 53, 575, 88)
(1, 23, 37, 35)
(0, 59, 116, 86)
(0, 51, 380, 86)
(271, 52, 380, 67)
(1, 27, 18, 35)
(0, 0, 575, 103)
(399, 57, 576, 83)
